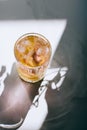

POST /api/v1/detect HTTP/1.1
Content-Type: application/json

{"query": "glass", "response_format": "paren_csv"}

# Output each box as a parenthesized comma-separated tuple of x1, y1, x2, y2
(14, 33, 52, 83)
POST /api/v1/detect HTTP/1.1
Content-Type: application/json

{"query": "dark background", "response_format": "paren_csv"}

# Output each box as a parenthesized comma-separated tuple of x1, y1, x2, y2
(0, 0, 87, 130)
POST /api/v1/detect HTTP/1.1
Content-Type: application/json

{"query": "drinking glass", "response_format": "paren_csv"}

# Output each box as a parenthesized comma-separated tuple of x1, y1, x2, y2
(14, 33, 52, 83)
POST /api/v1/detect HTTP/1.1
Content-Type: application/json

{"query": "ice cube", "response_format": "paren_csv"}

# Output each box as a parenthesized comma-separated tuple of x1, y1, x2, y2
(36, 48, 42, 55)
(17, 44, 25, 53)
(22, 40, 31, 45)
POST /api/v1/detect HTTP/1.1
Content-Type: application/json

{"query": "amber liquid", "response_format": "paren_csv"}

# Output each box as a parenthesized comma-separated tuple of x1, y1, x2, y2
(14, 33, 51, 82)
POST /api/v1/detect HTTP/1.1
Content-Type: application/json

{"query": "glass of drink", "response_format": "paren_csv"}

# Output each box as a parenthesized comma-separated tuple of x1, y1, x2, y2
(14, 33, 52, 83)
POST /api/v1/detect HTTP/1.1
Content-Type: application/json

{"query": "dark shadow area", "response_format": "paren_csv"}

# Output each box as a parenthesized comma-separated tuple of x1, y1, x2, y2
(0, 63, 41, 129)
(41, 21, 87, 130)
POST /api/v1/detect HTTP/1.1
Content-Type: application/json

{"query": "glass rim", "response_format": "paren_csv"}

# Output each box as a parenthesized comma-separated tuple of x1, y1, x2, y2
(14, 32, 51, 46)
